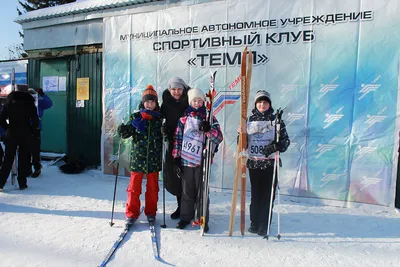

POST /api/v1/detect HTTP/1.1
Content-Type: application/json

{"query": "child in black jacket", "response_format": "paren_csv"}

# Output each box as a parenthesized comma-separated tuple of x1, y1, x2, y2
(244, 90, 290, 236)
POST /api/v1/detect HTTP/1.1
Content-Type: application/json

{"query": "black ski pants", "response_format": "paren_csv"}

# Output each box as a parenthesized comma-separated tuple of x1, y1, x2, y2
(395, 150, 400, 209)
(29, 129, 41, 171)
(163, 140, 182, 197)
(0, 136, 31, 188)
(0, 142, 4, 166)
(249, 167, 277, 230)
(180, 166, 209, 223)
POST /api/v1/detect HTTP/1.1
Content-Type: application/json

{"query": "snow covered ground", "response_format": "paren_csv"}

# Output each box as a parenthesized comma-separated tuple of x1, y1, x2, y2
(1, 161, 400, 267)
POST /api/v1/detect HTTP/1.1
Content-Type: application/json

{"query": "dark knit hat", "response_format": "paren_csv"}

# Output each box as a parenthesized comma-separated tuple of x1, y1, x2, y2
(16, 84, 29, 93)
(142, 84, 158, 102)
(254, 90, 271, 105)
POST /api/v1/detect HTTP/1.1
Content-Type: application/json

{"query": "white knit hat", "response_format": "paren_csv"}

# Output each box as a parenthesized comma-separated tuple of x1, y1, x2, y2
(188, 88, 205, 104)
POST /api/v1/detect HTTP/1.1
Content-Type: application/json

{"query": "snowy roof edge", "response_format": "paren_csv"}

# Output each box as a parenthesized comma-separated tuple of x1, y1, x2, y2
(15, 0, 163, 24)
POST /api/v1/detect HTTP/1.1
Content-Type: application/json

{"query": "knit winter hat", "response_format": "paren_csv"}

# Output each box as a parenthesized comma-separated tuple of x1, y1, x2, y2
(16, 84, 29, 93)
(142, 84, 158, 102)
(168, 77, 189, 90)
(188, 88, 205, 104)
(254, 90, 271, 105)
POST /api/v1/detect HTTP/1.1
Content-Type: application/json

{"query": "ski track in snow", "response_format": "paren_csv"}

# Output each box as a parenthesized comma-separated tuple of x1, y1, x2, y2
(1, 162, 400, 267)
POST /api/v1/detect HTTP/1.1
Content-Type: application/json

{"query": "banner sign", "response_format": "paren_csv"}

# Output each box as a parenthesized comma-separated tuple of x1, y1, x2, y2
(0, 60, 28, 96)
(103, 0, 400, 206)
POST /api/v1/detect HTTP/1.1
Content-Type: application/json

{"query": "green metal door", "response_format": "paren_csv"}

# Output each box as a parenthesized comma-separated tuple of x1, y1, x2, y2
(68, 52, 103, 166)
(39, 59, 68, 153)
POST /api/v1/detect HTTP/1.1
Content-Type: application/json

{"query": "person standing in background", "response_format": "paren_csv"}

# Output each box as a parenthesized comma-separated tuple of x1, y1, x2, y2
(28, 87, 53, 178)
(0, 85, 39, 191)
(0, 97, 6, 166)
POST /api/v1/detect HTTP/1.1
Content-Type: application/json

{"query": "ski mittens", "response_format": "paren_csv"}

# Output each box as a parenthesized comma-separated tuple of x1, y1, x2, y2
(35, 88, 44, 96)
(263, 140, 281, 156)
(199, 121, 211, 132)
(161, 122, 169, 141)
(118, 124, 132, 139)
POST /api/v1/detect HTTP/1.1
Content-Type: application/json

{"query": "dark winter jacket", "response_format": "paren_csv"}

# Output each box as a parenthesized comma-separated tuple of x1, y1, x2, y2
(160, 88, 189, 142)
(159, 88, 189, 195)
(0, 91, 39, 140)
(37, 93, 53, 130)
(0, 105, 5, 139)
(246, 108, 290, 170)
(121, 108, 163, 174)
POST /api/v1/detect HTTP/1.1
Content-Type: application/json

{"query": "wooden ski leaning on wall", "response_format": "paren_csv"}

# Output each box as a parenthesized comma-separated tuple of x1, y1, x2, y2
(240, 49, 252, 235)
(228, 46, 252, 236)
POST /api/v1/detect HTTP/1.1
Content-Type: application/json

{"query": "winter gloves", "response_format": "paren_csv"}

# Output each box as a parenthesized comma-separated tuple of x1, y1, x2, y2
(199, 121, 211, 132)
(161, 122, 169, 141)
(263, 140, 282, 157)
(117, 124, 133, 139)
(35, 88, 44, 96)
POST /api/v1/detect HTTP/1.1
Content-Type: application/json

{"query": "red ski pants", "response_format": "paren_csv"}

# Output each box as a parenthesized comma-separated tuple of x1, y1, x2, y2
(126, 172, 159, 218)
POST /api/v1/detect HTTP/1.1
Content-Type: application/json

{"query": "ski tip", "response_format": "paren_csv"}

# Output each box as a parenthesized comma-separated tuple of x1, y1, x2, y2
(160, 224, 167, 228)
(263, 235, 269, 240)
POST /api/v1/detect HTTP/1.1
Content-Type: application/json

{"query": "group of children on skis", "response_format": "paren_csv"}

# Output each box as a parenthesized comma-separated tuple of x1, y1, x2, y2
(117, 78, 290, 236)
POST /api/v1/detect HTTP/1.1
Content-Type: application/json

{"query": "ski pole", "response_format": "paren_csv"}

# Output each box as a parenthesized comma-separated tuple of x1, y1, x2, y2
(276, 109, 284, 240)
(160, 170, 167, 228)
(109, 137, 122, 227)
(276, 150, 281, 240)
(265, 148, 278, 240)
(265, 108, 283, 240)
(161, 122, 167, 228)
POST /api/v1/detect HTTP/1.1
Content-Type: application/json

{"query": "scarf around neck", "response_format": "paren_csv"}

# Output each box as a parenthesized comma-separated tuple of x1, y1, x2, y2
(131, 109, 161, 133)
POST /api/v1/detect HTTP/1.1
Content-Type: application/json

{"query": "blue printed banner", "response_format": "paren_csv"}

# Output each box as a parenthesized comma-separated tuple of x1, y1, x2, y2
(103, 0, 400, 206)
(0, 60, 28, 96)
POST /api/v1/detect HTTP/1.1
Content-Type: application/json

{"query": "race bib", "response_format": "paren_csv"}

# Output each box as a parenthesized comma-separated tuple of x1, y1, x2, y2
(247, 121, 275, 160)
(181, 117, 204, 164)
